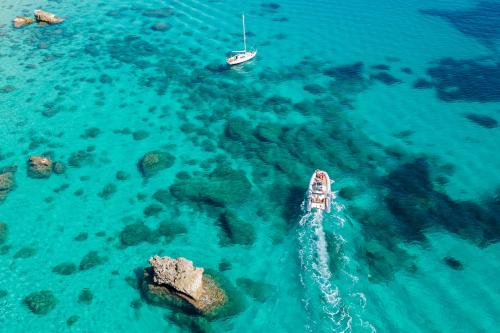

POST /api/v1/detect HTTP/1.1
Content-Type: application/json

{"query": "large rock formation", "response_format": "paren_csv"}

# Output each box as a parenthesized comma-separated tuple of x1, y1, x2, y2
(142, 256, 227, 316)
(0, 167, 15, 201)
(12, 16, 35, 28)
(27, 156, 53, 178)
(34, 9, 64, 24)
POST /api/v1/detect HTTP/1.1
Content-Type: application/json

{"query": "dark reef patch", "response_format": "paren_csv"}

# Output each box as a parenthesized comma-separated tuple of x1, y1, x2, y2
(426, 57, 500, 102)
(77, 288, 93, 304)
(120, 222, 156, 246)
(370, 72, 402, 85)
(14, 247, 36, 259)
(79, 251, 107, 270)
(23, 290, 57, 315)
(443, 256, 464, 270)
(217, 211, 256, 246)
(383, 158, 500, 246)
(420, 2, 500, 47)
(52, 262, 77, 275)
(465, 113, 498, 128)
(236, 278, 275, 302)
(413, 78, 434, 89)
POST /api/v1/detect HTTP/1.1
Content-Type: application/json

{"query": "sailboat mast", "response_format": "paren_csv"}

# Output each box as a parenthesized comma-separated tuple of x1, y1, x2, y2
(242, 14, 246, 52)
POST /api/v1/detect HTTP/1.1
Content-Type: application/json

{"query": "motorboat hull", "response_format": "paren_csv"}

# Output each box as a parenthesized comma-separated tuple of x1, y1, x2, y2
(307, 169, 332, 213)
(226, 50, 257, 65)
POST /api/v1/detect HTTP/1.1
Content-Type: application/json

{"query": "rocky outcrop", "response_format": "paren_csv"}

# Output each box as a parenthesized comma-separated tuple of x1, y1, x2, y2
(138, 151, 175, 177)
(0, 168, 15, 201)
(143, 256, 227, 315)
(150, 256, 204, 300)
(13, 16, 35, 28)
(27, 156, 53, 178)
(34, 9, 64, 24)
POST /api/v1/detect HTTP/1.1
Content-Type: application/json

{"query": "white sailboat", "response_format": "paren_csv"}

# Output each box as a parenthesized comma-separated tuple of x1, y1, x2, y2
(226, 14, 257, 65)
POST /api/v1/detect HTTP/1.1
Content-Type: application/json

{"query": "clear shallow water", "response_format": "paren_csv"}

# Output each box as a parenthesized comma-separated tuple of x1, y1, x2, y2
(0, 0, 499, 332)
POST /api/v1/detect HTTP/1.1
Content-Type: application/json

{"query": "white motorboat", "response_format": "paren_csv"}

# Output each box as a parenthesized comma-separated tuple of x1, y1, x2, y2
(226, 14, 257, 65)
(307, 169, 333, 213)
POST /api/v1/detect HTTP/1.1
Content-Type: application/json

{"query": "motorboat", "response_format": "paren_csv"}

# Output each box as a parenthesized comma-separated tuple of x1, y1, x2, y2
(307, 169, 333, 213)
(226, 14, 257, 65)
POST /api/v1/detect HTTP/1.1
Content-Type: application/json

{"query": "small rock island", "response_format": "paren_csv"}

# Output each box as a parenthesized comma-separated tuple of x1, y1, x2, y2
(142, 256, 227, 316)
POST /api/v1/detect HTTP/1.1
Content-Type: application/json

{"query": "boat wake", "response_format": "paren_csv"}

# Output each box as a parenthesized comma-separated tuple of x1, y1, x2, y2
(297, 200, 375, 333)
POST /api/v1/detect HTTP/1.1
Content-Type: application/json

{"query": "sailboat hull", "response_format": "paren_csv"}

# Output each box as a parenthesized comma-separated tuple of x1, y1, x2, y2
(226, 50, 257, 65)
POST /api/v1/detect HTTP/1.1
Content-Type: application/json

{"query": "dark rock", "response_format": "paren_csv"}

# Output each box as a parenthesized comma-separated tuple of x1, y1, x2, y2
(132, 130, 149, 140)
(465, 113, 498, 129)
(98, 183, 117, 199)
(156, 221, 187, 240)
(170, 166, 252, 207)
(0, 290, 7, 298)
(74, 232, 88, 241)
(79, 251, 107, 270)
(52, 262, 77, 275)
(81, 127, 101, 138)
(52, 161, 66, 174)
(138, 151, 176, 177)
(14, 247, 36, 259)
(0, 223, 6, 244)
(23, 290, 57, 315)
(371, 64, 390, 70)
(144, 204, 163, 217)
(99, 74, 113, 84)
(413, 78, 433, 89)
(68, 150, 93, 167)
(218, 211, 256, 245)
(0, 85, 16, 94)
(443, 256, 464, 270)
(116, 171, 130, 180)
(303, 83, 326, 95)
(66, 315, 79, 326)
(370, 72, 402, 85)
(236, 278, 274, 302)
(120, 222, 154, 246)
(77, 288, 93, 304)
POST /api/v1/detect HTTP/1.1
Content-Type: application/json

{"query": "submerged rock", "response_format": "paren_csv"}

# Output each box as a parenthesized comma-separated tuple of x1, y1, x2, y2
(23, 290, 57, 315)
(79, 251, 107, 270)
(443, 256, 464, 270)
(27, 156, 53, 178)
(138, 151, 176, 177)
(120, 222, 154, 246)
(34, 9, 64, 24)
(52, 262, 77, 275)
(52, 161, 66, 174)
(0, 223, 6, 244)
(170, 165, 251, 207)
(143, 256, 227, 316)
(13, 16, 35, 28)
(218, 211, 256, 246)
(0, 169, 15, 202)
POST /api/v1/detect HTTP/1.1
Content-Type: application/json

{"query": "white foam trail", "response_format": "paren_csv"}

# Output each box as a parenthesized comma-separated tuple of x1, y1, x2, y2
(297, 195, 375, 333)
(297, 209, 352, 332)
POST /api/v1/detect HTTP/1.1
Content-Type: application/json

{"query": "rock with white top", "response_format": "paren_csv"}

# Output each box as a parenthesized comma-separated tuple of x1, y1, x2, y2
(34, 9, 64, 24)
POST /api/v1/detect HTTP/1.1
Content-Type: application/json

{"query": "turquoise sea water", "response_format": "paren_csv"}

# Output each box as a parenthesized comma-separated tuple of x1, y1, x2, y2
(0, 0, 499, 332)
